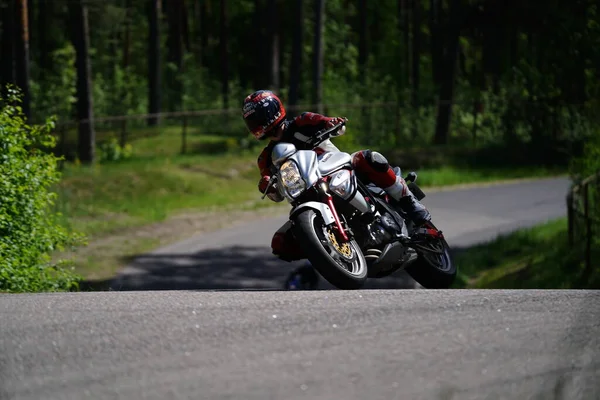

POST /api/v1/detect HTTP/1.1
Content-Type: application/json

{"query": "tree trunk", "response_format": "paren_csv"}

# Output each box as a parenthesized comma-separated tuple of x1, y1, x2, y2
(401, 0, 411, 90)
(358, 0, 367, 84)
(182, 0, 190, 52)
(287, 0, 303, 115)
(200, 0, 208, 64)
(15, 0, 30, 118)
(37, 0, 51, 71)
(166, 0, 184, 111)
(70, 0, 95, 164)
(312, 0, 324, 113)
(147, 0, 161, 125)
(430, 0, 442, 88)
(220, 0, 229, 109)
(253, 0, 265, 89)
(433, 0, 461, 145)
(0, 0, 16, 87)
(266, 0, 279, 91)
(411, 0, 421, 138)
(123, 0, 132, 69)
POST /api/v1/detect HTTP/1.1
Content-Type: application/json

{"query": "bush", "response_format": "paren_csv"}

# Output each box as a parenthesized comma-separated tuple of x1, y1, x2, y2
(0, 87, 85, 292)
(98, 137, 133, 162)
(569, 128, 600, 179)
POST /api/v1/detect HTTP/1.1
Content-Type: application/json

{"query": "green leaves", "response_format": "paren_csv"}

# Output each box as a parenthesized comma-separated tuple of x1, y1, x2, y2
(0, 86, 85, 293)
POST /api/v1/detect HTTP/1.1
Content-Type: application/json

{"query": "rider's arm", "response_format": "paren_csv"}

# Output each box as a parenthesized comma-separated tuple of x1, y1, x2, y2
(257, 143, 274, 177)
(291, 112, 346, 151)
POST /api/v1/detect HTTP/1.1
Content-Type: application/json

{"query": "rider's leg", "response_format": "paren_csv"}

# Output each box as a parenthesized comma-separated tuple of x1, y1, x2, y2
(351, 149, 431, 225)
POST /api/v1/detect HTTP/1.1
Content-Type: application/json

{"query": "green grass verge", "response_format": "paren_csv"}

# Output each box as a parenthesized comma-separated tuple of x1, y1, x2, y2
(452, 218, 600, 289)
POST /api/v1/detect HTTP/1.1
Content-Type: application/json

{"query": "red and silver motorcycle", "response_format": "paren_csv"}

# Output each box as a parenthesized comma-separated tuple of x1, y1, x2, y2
(263, 121, 456, 290)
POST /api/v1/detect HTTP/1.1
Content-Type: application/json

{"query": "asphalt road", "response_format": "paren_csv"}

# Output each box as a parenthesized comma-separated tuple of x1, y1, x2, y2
(1, 290, 598, 400)
(4, 177, 593, 400)
(112, 177, 572, 290)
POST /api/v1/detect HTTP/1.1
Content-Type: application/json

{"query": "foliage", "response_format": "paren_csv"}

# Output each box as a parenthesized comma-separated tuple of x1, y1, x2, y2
(29, 44, 78, 121)
(1, 0, 595, 167)
(98, 137, 133, 163)
(569, 128, 600, 180)
(453, 218, 600, 289)
(0, 87, 85, 292)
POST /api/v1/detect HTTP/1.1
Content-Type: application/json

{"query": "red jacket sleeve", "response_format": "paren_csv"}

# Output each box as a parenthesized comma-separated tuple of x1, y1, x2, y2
(293, 112, 336, 129)
(257, 145, 272, 177)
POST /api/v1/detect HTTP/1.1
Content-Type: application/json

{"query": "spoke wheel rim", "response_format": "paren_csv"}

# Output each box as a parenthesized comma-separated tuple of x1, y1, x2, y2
(311, 214, 365, 277)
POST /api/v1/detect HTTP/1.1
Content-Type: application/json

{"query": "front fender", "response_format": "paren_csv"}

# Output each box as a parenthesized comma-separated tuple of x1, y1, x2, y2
(289, 201, 336, 226)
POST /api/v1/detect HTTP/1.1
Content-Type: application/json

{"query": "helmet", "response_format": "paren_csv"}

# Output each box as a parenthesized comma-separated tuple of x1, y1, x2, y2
(242, 90, 286, 140)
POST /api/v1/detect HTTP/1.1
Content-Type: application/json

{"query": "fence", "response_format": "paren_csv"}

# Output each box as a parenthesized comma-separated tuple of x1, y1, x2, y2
(51, 99, 524, 161)
(567, 170, 600, 277)
(52, 102, 404, 159)
(51, 99, 594, 167)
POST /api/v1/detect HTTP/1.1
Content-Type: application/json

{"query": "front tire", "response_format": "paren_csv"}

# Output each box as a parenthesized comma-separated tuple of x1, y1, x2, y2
(405, 222, 457, 289)
(292, 209, 368, 290)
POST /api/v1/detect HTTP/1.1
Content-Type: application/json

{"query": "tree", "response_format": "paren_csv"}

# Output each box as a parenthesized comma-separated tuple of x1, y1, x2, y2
(432, 0, 461, 145)
(0, 1, 15, 89)
(358, 0, 367, 83)
(165, 0, 185, 111)
(220, 0, 229, 109)
(313, 0, 325, 113)
(147, 0, 161, 126)
(14, 0, 30, 119)
(267, 0, 279, 91)
(411, 0, 421, 138)
(70, 0, 95, 163)
(287, 0, 303, 115)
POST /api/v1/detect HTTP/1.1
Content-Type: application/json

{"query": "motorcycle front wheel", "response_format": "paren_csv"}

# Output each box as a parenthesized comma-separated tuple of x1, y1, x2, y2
(292, 209, 368, 290)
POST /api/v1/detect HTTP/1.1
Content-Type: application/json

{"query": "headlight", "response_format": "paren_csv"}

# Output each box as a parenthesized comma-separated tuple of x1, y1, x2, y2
(280, 160, 306, 198)
(329, 169, 355, 199)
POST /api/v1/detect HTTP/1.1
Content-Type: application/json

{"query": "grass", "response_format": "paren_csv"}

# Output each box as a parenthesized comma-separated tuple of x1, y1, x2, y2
(55, 151, 262, 238)
(452, 218, 600, 289)
(56, 151, 564, 241)
(407, 165, 563, 187)
(50, 129, 567, 283)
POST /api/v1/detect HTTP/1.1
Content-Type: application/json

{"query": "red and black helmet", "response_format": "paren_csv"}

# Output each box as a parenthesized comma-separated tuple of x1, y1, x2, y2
(242, 90, 287, 140)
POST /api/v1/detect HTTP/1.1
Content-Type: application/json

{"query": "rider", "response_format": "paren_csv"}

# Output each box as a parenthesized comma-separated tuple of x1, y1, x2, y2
(242, 89, 431, 259)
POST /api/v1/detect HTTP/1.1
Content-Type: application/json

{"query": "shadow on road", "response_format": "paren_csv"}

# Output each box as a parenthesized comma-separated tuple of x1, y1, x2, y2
(83, 245, 418, 291)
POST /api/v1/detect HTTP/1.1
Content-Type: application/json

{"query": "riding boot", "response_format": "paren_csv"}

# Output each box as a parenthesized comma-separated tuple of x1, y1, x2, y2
(383, 176, 431, 226)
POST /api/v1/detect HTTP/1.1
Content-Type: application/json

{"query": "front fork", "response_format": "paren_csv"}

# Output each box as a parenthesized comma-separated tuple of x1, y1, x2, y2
(316, 178, 350, 242)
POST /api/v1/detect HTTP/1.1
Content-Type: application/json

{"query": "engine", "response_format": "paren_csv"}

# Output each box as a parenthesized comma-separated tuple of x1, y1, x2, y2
(360, 211, 402, 248)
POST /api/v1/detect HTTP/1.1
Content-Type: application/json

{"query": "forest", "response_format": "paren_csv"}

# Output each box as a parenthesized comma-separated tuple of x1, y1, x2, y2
(2, 0, 600, 291)
(1, 0, 599, 166)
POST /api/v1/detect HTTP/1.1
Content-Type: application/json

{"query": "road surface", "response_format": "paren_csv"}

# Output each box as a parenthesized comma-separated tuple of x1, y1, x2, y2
(3, 177, 596, 400)
(112, 177, 572, 290)
(1, 290, 598, 400)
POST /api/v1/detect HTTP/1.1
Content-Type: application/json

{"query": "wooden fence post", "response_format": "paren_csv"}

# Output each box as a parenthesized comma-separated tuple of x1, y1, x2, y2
(120, 120, 127, 148)
(181, 116, 188, 155)
(567, 191, 574, 245)
(584, 183, 592, 277)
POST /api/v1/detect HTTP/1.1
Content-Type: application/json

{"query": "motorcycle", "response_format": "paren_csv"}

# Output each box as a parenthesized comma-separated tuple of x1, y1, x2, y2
(262, 120, 456, 290)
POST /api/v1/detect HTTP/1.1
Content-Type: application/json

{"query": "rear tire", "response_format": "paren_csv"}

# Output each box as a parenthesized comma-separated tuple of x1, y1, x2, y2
(405, 222, 457, 289)
(292, 209, 367, 290)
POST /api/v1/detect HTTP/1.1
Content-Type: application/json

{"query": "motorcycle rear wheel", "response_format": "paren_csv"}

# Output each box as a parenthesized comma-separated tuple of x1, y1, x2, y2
(292, 209, 368, 290)
(405, 222, 456, 288)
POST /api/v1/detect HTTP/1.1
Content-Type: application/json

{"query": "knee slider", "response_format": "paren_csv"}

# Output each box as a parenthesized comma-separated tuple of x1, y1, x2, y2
(365, 150, 390, 172)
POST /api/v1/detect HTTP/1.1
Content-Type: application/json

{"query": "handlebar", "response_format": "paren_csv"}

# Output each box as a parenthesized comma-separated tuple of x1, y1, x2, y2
(309, 119, 347, 147)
